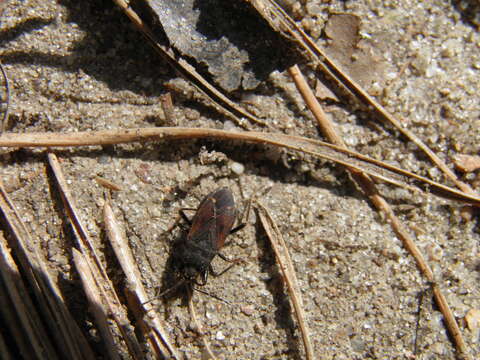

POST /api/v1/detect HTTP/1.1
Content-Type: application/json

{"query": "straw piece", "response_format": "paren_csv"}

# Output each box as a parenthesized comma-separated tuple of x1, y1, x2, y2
(256, 202, 315, 360)
(0, 179, 94, 360)
(288, 63, 471, 360)
(261, 0, 475, 197)
(0, 128, 477, 206)
(72, 248, 121, 360)
(95, 176, 123, 191)
(47, 153, 144, 360)
(103, 199, 180, 359)
(160, 92, 175, 126)
(0, 233, 41, 359)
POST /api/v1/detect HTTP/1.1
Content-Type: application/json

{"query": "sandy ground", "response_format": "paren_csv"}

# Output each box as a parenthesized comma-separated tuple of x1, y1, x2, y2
(0, 0, 479, 359)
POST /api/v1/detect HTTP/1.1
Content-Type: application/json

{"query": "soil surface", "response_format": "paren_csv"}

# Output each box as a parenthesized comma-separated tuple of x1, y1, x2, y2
(1, 1, 479, 359)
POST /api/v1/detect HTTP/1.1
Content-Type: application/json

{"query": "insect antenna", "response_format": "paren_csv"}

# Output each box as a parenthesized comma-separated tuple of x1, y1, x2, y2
(191, 286, 231, 305)
(142, 280, 231, 306)
(142, 278, 187, 305)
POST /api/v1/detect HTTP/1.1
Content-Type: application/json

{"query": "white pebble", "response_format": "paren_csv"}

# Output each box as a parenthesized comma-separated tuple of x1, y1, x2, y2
(223, 120, 237, 131)
(230, 162, 245, 175)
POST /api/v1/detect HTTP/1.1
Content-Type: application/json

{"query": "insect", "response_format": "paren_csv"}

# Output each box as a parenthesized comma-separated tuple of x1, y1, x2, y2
(175, 187, 245, 287)
(146, 187, 246, 304)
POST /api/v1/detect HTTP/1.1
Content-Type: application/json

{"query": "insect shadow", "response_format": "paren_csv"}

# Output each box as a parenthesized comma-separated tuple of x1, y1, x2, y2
(155, 187, 247, 305)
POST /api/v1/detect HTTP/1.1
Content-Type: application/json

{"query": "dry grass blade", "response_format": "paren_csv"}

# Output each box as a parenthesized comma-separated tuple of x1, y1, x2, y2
(72, 248, 121, 360)
(48, 153, 111, 273)
(256, 202, 314, 360)
(0, 128, 478, 206)
(288, 64, 471, 359)
(103, 199, 180, 359)
(251, 0, 475, 196)
(0, 179, 94, 360)
(0, 232, 55, 359)
(112, 0, 268, 129)
(187, 289, 218, 360)
(47, 153, 144, 359)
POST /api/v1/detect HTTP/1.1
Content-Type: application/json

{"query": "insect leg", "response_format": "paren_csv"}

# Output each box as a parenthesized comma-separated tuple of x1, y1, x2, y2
(167, 208, 197, 233)
(210, 254, 243, 277)
(209, 263, 236, 278)
(229, 223, 246, 235)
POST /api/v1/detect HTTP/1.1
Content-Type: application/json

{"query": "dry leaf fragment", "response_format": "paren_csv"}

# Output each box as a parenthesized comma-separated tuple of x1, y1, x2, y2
(315, 78, 339, 102)
(324, 14, 388, 91)
(145, 0, 295, 91)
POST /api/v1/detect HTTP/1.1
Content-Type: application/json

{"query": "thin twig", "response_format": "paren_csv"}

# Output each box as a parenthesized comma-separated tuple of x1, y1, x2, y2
(256, 202, 315, 360)
(0, 128, 478, 206)
(288, 64, 471, 360)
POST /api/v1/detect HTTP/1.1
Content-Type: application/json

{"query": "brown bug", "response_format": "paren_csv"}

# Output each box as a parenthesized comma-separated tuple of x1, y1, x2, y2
(146, 188, 248, 304)
(175, 187, 245, 287)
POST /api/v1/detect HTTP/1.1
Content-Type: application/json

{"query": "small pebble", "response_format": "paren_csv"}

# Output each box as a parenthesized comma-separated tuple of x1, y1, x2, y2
(223, 120, 237, 131)
(240, 305, 254, 316)
(184, 108, 200, 120)
(350, 335, 366, 352)
(453, 154, 480, 172)
(425, 243, 443, 262)
(465, 308, 480, 332)
(215, 331, 225, 341)
(430, 342, 447, 355)
(460, 206, 474, 222)
(230, 161, 245, 175)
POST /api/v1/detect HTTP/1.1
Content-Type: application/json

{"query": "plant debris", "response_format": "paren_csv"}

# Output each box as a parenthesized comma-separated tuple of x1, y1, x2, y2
(323, 13, 389, 92)
(144, 0, 296, 92)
